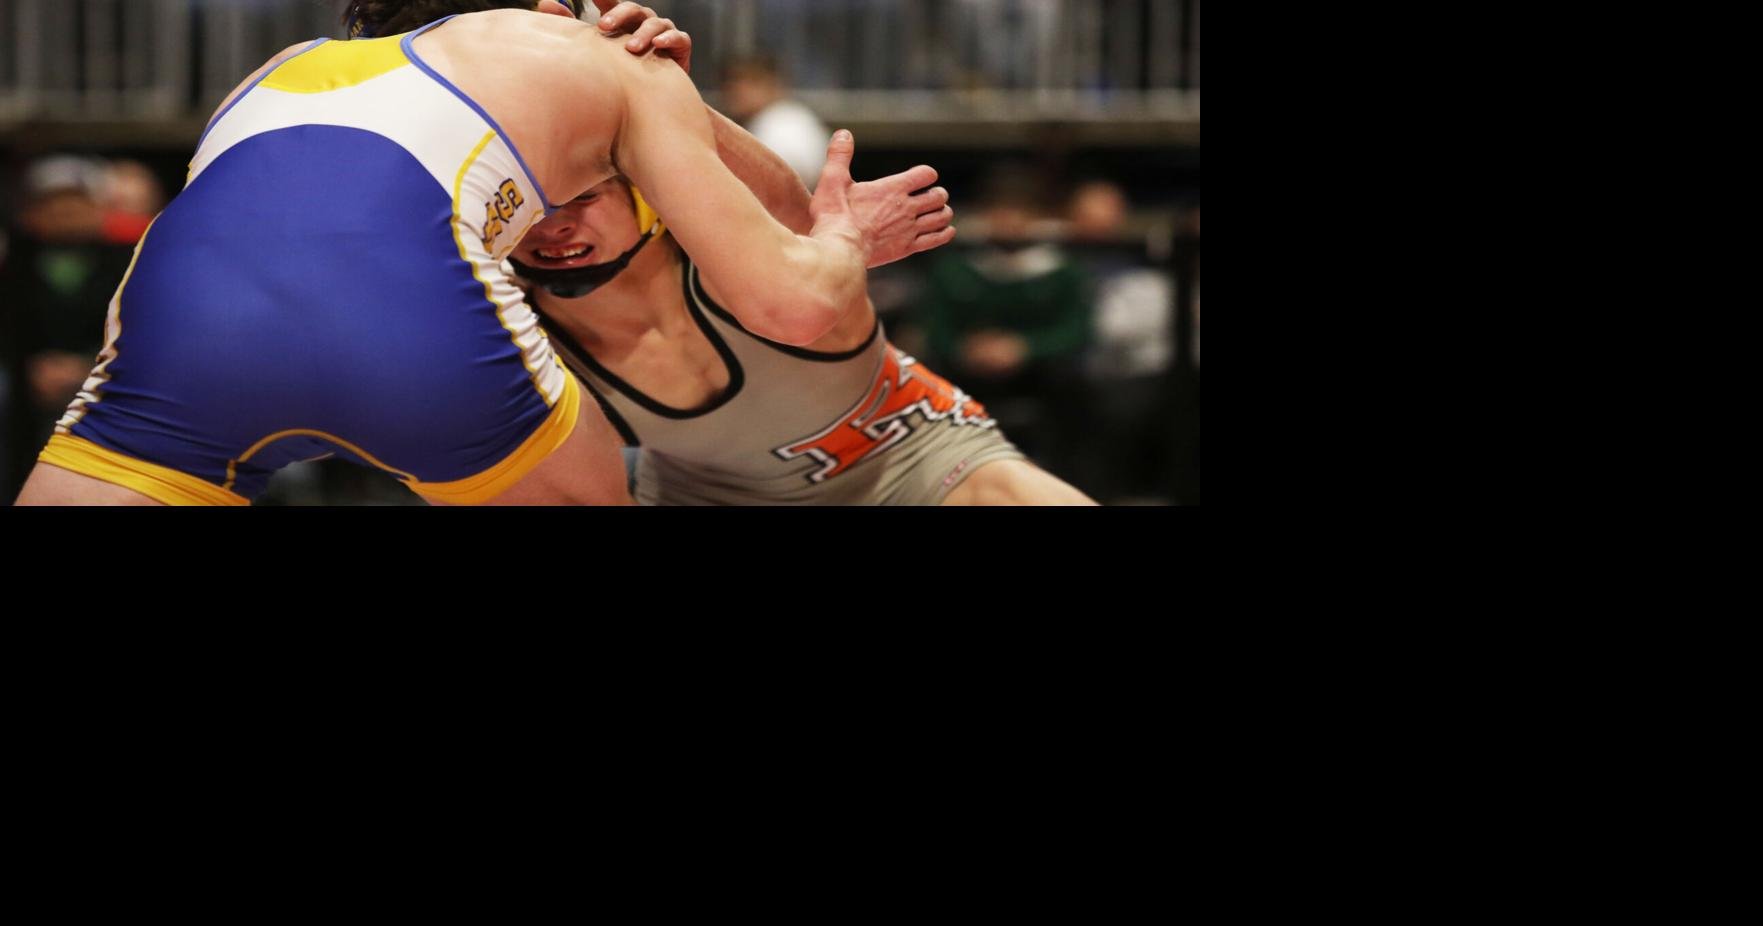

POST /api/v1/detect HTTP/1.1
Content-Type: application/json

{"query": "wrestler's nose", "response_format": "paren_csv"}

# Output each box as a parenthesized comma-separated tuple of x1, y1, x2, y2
(537, 213, 576, 241)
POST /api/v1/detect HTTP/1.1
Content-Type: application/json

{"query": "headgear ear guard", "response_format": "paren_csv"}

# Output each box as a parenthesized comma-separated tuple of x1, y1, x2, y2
(630, 185, 665, 239)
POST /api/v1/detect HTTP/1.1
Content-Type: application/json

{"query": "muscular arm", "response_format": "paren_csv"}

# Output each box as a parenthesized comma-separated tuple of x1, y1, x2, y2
(595, 1, 814, 235)
(592, 0, 945, 337)
(610, 55, 865, 345)
(709, 107, 813, 235)
(698, 105, 886, 342)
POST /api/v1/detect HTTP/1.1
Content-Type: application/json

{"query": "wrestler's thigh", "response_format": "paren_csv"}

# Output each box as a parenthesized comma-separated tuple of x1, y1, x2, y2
(15, 462, 165, 506)
(941, 459, 1096, 506)
(478, 388, 633, 506)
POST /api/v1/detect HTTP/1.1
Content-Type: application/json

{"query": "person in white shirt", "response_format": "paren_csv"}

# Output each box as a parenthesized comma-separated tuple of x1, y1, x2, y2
(720, 54, 830, 191)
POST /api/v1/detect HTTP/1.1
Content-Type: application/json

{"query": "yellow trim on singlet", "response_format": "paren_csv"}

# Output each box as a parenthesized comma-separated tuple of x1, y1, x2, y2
(38, 434, 250, 506)
(408, 373, 583, 505)
(259, 35, 410, 94)
(451, 129, 556, 406)
(223, 429, 420, 493)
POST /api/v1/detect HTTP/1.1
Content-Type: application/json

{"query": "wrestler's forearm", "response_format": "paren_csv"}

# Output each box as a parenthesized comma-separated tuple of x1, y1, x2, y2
(597, 6, 811, 232)
(709, 106, 813, 235)
(616, 65, 862, 344)
(708, 104, 874, 327)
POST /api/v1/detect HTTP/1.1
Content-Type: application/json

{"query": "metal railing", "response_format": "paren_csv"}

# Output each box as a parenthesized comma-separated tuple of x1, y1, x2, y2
(2, 0, 1198, 126)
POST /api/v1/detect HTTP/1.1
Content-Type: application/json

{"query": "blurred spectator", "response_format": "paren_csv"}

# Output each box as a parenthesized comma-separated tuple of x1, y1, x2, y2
(1188, 206, 1200, 369)
(1, 226, 8, 488)
(1066, 178, 1175, 503)
(720, 53, 830, 190)
(1069, 179, 1128, 241)
(97, 159, 166, 246)
(917, 162, 1091, 476)
(2, 156, 135, 499)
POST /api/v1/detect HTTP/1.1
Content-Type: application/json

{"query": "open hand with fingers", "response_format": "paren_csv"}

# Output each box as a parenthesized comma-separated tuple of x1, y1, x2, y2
(810, 130, 956, 269)
(592, 0, 692, 71)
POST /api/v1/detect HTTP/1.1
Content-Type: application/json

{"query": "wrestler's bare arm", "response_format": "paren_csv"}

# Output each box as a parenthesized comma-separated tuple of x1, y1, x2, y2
(709, 108, 815, 234)
(699, 107, 953, 342)
(593, 2, 814, 233)
(606, 52, 866, 345)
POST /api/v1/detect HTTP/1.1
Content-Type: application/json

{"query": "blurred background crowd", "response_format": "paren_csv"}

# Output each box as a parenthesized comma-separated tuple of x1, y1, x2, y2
(1, 0, 1199, 504)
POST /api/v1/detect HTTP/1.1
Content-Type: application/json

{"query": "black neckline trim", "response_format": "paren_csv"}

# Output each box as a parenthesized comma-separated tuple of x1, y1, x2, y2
(536, 264, 744, 420)
(688, 262, 879, 362)
(577, 378, 640, 447)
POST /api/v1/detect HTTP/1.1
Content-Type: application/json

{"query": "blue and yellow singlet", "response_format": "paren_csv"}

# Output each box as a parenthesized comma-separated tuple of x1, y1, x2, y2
(41, 19, 578, 504)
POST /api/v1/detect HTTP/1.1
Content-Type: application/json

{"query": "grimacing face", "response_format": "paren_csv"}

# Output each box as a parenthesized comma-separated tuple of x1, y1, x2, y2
(514, 177, 643, 271)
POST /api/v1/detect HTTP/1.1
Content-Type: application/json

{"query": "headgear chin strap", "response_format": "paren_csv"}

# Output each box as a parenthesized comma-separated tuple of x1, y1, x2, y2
(510, 185, 667, 299)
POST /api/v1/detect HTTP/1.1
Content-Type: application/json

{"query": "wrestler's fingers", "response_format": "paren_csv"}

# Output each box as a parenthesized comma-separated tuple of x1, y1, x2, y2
(915, 206, 954, 234)
(596, 2, 654, 35)
(625, 16, 678, 51)
(651, 29, 693, 71)
(913, 226, 958, 254)
(887, 164, 939, 194)
(910, 186, 950, 215)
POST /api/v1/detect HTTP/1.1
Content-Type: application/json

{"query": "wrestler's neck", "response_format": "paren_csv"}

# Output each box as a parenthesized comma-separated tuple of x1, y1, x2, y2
(537, 233, 687, 343)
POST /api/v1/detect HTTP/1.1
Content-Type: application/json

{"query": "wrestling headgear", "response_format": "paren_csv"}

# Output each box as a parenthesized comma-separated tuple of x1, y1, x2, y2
(509, 184, 667, 299)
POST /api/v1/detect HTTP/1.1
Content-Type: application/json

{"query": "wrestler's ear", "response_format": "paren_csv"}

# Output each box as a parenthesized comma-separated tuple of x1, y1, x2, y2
(535, 1, 578, 19)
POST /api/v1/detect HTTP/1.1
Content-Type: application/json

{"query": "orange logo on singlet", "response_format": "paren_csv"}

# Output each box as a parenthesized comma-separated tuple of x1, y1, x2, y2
(773, 349, 994, 484)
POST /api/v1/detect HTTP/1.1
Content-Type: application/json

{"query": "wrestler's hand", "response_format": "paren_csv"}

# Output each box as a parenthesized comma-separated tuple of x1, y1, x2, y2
(811, 130, 956, 269)
(592, 1, 692, 72)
